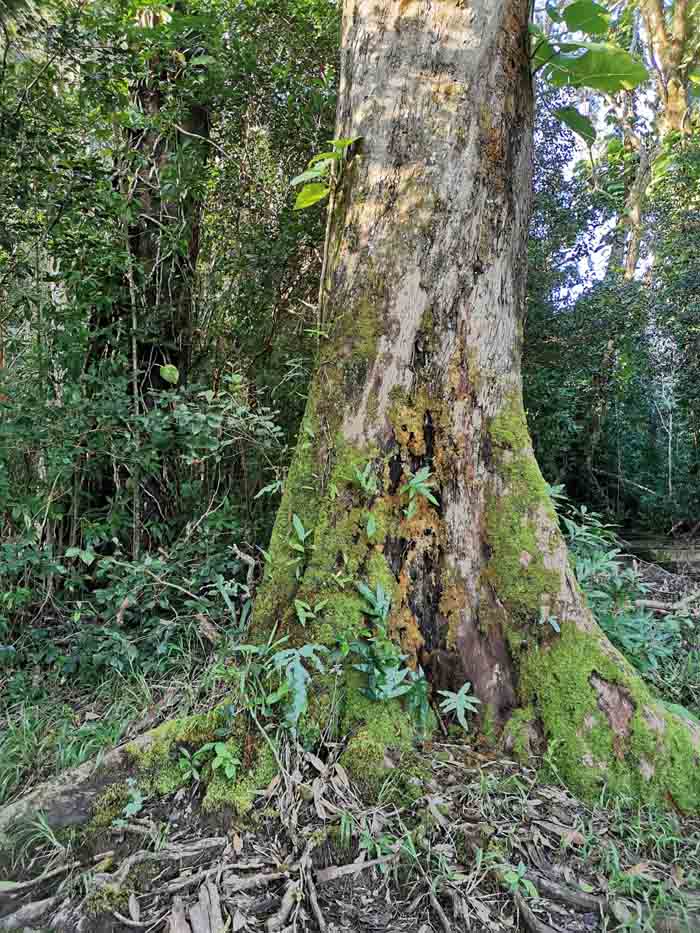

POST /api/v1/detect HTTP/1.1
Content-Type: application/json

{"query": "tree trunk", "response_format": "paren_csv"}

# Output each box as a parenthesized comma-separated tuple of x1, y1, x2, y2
(253, 0, 700, 809)
(126, 53, 209, 391)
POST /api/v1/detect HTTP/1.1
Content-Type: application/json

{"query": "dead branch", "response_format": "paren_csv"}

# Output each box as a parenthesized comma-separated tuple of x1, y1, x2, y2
(223, 871, 288, 893)
(513, 891, 559, 933)
(265, 880, 301, 932)
(0, 895, 61, 931)
(314, 853, 395, 883)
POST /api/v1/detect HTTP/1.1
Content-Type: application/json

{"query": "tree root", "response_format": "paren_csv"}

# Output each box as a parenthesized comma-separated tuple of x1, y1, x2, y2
(0, 896, 62, 931)
(513, 891, 559, 933)
(0, 729, 159, 837)
(524, 866, 700, 933)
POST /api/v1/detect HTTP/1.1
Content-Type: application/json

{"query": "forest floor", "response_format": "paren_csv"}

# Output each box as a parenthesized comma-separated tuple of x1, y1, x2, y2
(2, 739, 700, 933)
(2, 558, 700, 933)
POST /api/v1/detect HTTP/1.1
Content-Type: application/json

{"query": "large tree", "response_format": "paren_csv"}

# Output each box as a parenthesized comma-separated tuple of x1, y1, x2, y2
(1, 0, 699, 846)
(252, 0, 700, 809)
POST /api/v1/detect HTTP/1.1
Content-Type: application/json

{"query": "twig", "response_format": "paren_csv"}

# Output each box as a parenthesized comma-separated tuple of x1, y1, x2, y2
(593, 468, 661, 497)
(306, 872, 327, 933)
(428, 889, 452, 933)
(265, 880, 301, 932)
(0, 860, 80, 893)
(513, 891, 559, 933)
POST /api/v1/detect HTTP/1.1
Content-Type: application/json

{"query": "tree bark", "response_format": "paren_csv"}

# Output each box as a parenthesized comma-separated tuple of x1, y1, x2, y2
(640, 0, 691, 137)
(253, 0, 700, 809)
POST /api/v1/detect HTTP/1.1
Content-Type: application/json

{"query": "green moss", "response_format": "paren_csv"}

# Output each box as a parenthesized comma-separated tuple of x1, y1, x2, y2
(126, 710, 223, 795)
(502, 707, 536, 761)
(202, 740, 278, 815)
(252, 398, 322, 636)
(490, 391, 531, 450)
(520, 621, 700, 810)
(89, 783, 130, 829)
(481, 704, 498, 745)
(338, 689, 419, 799)
(485, 392, 559, 618)
(85, 883, 130, 918)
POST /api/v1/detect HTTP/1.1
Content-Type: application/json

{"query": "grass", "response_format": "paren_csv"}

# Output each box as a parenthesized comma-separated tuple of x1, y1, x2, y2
(0, 662, 209, 807)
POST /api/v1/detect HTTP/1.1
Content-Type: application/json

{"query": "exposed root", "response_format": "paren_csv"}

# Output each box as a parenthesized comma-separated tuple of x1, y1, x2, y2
(265, 880, 301, 931)
(0, 896, 61, 931)
(0, 729, 158, 837)
(99, 837, 227, 887)
(2, 743, 700, 933)
(513, 891, 559, 933)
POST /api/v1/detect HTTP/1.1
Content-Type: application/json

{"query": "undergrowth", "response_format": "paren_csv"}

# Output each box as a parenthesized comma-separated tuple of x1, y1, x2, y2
(555, 488, 700, 720)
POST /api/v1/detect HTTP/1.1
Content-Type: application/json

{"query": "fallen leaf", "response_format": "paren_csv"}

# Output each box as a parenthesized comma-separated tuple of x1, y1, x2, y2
(128, 893, 141, 922)
(197, 615, 221, 645)
(562, 828, 585, 847)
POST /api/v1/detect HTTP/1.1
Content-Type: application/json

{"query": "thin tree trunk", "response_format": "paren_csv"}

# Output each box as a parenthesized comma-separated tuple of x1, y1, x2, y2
(253, 0, 700, 809)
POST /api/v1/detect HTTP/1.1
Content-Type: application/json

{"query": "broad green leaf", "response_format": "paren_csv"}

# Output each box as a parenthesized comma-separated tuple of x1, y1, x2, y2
(330, 136, 361, 150)
(290, 167, 324, 186)
(548, 43, 648, 93)
(292, 513, 307, 543)
(367, 513, 377, 538)
(554, 106, 596, 144)
(293, 183, 329, 210)
(160, 364, 179, 385)
(532, 33, 558, 71)
(546, 1, 563, 21)
(562, 0, 610, 35)
(309, 151, 340, 165)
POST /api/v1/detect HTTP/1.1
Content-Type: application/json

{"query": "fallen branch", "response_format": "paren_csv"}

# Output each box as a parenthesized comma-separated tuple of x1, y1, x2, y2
(513, 891, 559, 933)
(265, 880, 300, 932)
(305, 872, 327, 933)
(524, 870, 603, 913)
(635, 599, 675, 613)
(223, 871, 288, 893)
(428, 889, 452, 933)
(0, 860, 81, 895)
(0, 895, 61, 931)
(314, 854, 395, 883)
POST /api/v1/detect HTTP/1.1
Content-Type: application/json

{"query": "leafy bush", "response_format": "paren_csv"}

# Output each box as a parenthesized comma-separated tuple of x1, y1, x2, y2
(558, 491, 699, 707)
